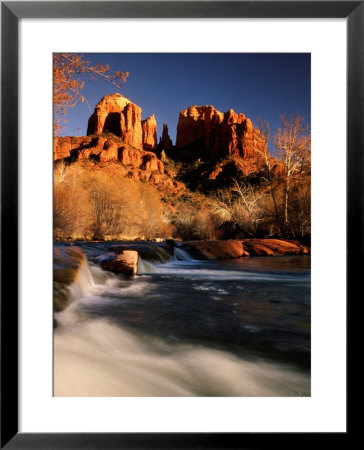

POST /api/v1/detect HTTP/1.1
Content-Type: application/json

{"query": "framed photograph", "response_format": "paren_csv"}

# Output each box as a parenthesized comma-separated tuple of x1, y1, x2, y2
(1, 1, 357, 448)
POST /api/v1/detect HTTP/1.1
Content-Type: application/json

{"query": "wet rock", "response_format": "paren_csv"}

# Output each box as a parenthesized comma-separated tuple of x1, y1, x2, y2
(179, 240, 247, 260)
(100, 250, 138, 276)
(111, 244, 171, 263)
(53, 246, 85, 312)
(165, 239, 175, 256)
(242, 239, 310, 256)
(54, 246, 85, 283)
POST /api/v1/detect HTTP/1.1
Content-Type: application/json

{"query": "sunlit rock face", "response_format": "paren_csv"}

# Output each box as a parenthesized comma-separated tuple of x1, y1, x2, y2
(53, 136, 119, 162)
(141, 114, 157, 150)
(179, 240, 248, 260)
(118, 145, 164, 173)
(100, 250, 139, 276)
(241, 239, 310, 256)
(176, 104, 267, 161)
(87, 93, 144, 149)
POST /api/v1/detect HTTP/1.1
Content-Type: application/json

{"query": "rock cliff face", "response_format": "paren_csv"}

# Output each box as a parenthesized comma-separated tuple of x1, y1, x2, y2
(53, 135, 186, 196)
(53, 136, 119, 162)
(87, 94, 143, 148)
(141, 114, 157, 150)
(118, 145, 164, 172)
(54, 136, 164, 172)
(176, 105, 266, 161)
(87, 93, 158, 151)
(160, 123, 173, 150)
(54, 95, 274, 199)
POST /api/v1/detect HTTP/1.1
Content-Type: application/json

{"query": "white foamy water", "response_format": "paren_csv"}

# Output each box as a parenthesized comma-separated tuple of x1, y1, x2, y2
(54, 249, 310, 397)
(54, 318, 309, 397)
(137, 257, 158, 275)
(68, 258, 95, 299)
(137, 260, 303, 282)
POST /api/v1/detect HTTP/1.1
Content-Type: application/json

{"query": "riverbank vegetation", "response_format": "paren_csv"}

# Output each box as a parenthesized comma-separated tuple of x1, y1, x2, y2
(54, 163, 171, 240)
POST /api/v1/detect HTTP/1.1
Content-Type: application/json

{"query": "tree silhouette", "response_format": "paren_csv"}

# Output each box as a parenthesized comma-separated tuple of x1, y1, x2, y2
(53, 53, 128, 134)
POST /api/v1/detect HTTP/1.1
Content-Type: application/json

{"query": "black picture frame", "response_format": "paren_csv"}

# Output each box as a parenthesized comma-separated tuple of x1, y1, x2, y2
(1, 1, 358, 448)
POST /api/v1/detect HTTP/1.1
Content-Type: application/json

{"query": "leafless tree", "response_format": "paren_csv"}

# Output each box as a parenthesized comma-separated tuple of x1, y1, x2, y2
(274, 114, 311, 227)
(208, 178, 264, 237)
(253, 120, 280, 225)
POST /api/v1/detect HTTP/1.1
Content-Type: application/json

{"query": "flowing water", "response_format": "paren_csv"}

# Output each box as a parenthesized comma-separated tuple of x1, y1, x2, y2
(54, 242, 311, 397)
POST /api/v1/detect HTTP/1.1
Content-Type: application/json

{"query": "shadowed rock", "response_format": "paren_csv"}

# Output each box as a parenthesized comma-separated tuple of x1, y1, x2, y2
(53, 246, 85, 312)
(100, 250, 138, 276)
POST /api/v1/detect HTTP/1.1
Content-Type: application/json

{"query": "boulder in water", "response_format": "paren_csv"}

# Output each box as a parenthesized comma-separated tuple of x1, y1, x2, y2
(179, 240, 247, 260)
(111, 243, 171, 262)
(54, 246, 85, 312)
(100, 250, 138, 276)
(54, 246, 85, 283)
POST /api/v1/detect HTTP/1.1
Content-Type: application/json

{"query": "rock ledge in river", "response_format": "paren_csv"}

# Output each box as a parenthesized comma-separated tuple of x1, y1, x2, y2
(100, 250, 138, 276)
(53, 246, 85, 312)
(179, 240, 247, 260)
(242, 239, 310, 256)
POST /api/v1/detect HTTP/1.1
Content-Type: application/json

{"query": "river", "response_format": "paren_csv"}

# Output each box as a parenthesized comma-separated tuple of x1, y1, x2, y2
(54, 242, 310, 397)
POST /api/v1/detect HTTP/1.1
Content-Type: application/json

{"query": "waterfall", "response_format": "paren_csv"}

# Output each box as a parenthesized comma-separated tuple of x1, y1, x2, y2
(174, 247, 194, 261)
(137, 246, 195, 274)
(151, 245, 171, 263)
(68, 257, 95, 300)
(137, 257, 160, 274)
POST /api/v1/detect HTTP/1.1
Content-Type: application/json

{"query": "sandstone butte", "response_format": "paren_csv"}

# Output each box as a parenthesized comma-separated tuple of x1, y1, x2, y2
(53, 95, 283, 195)
(141, 114, 157, 150)
(87, 93, 158, 150)
(176, 104, 266, 161)
(54, 94, 268, 168)
(54, 94, 161, 167)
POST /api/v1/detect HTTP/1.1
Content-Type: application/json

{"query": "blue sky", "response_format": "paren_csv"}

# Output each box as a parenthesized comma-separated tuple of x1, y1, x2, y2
(60, 53, 311, 145)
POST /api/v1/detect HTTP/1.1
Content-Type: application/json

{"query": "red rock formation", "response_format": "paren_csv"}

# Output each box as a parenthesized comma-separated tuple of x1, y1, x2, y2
(142, 114, 157, 150)
(178, 239, 309, 259)
(117, 145, 164, 173)
(100, 250, 138, 276)
(160, 123, 173, 150)
(176, 104, 266, 161)
(54, 136, 118, 162)
(87, 93, 143, 149)
(179, 240, 248, 260)
(242, 239, 310, 256)
(117, 145, 144, 166)
(53, 136, 93, 160)
(54, 136, 165, 175)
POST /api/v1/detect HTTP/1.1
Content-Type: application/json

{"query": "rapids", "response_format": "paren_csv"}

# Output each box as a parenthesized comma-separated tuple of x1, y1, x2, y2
(54, 242, 311, 397)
